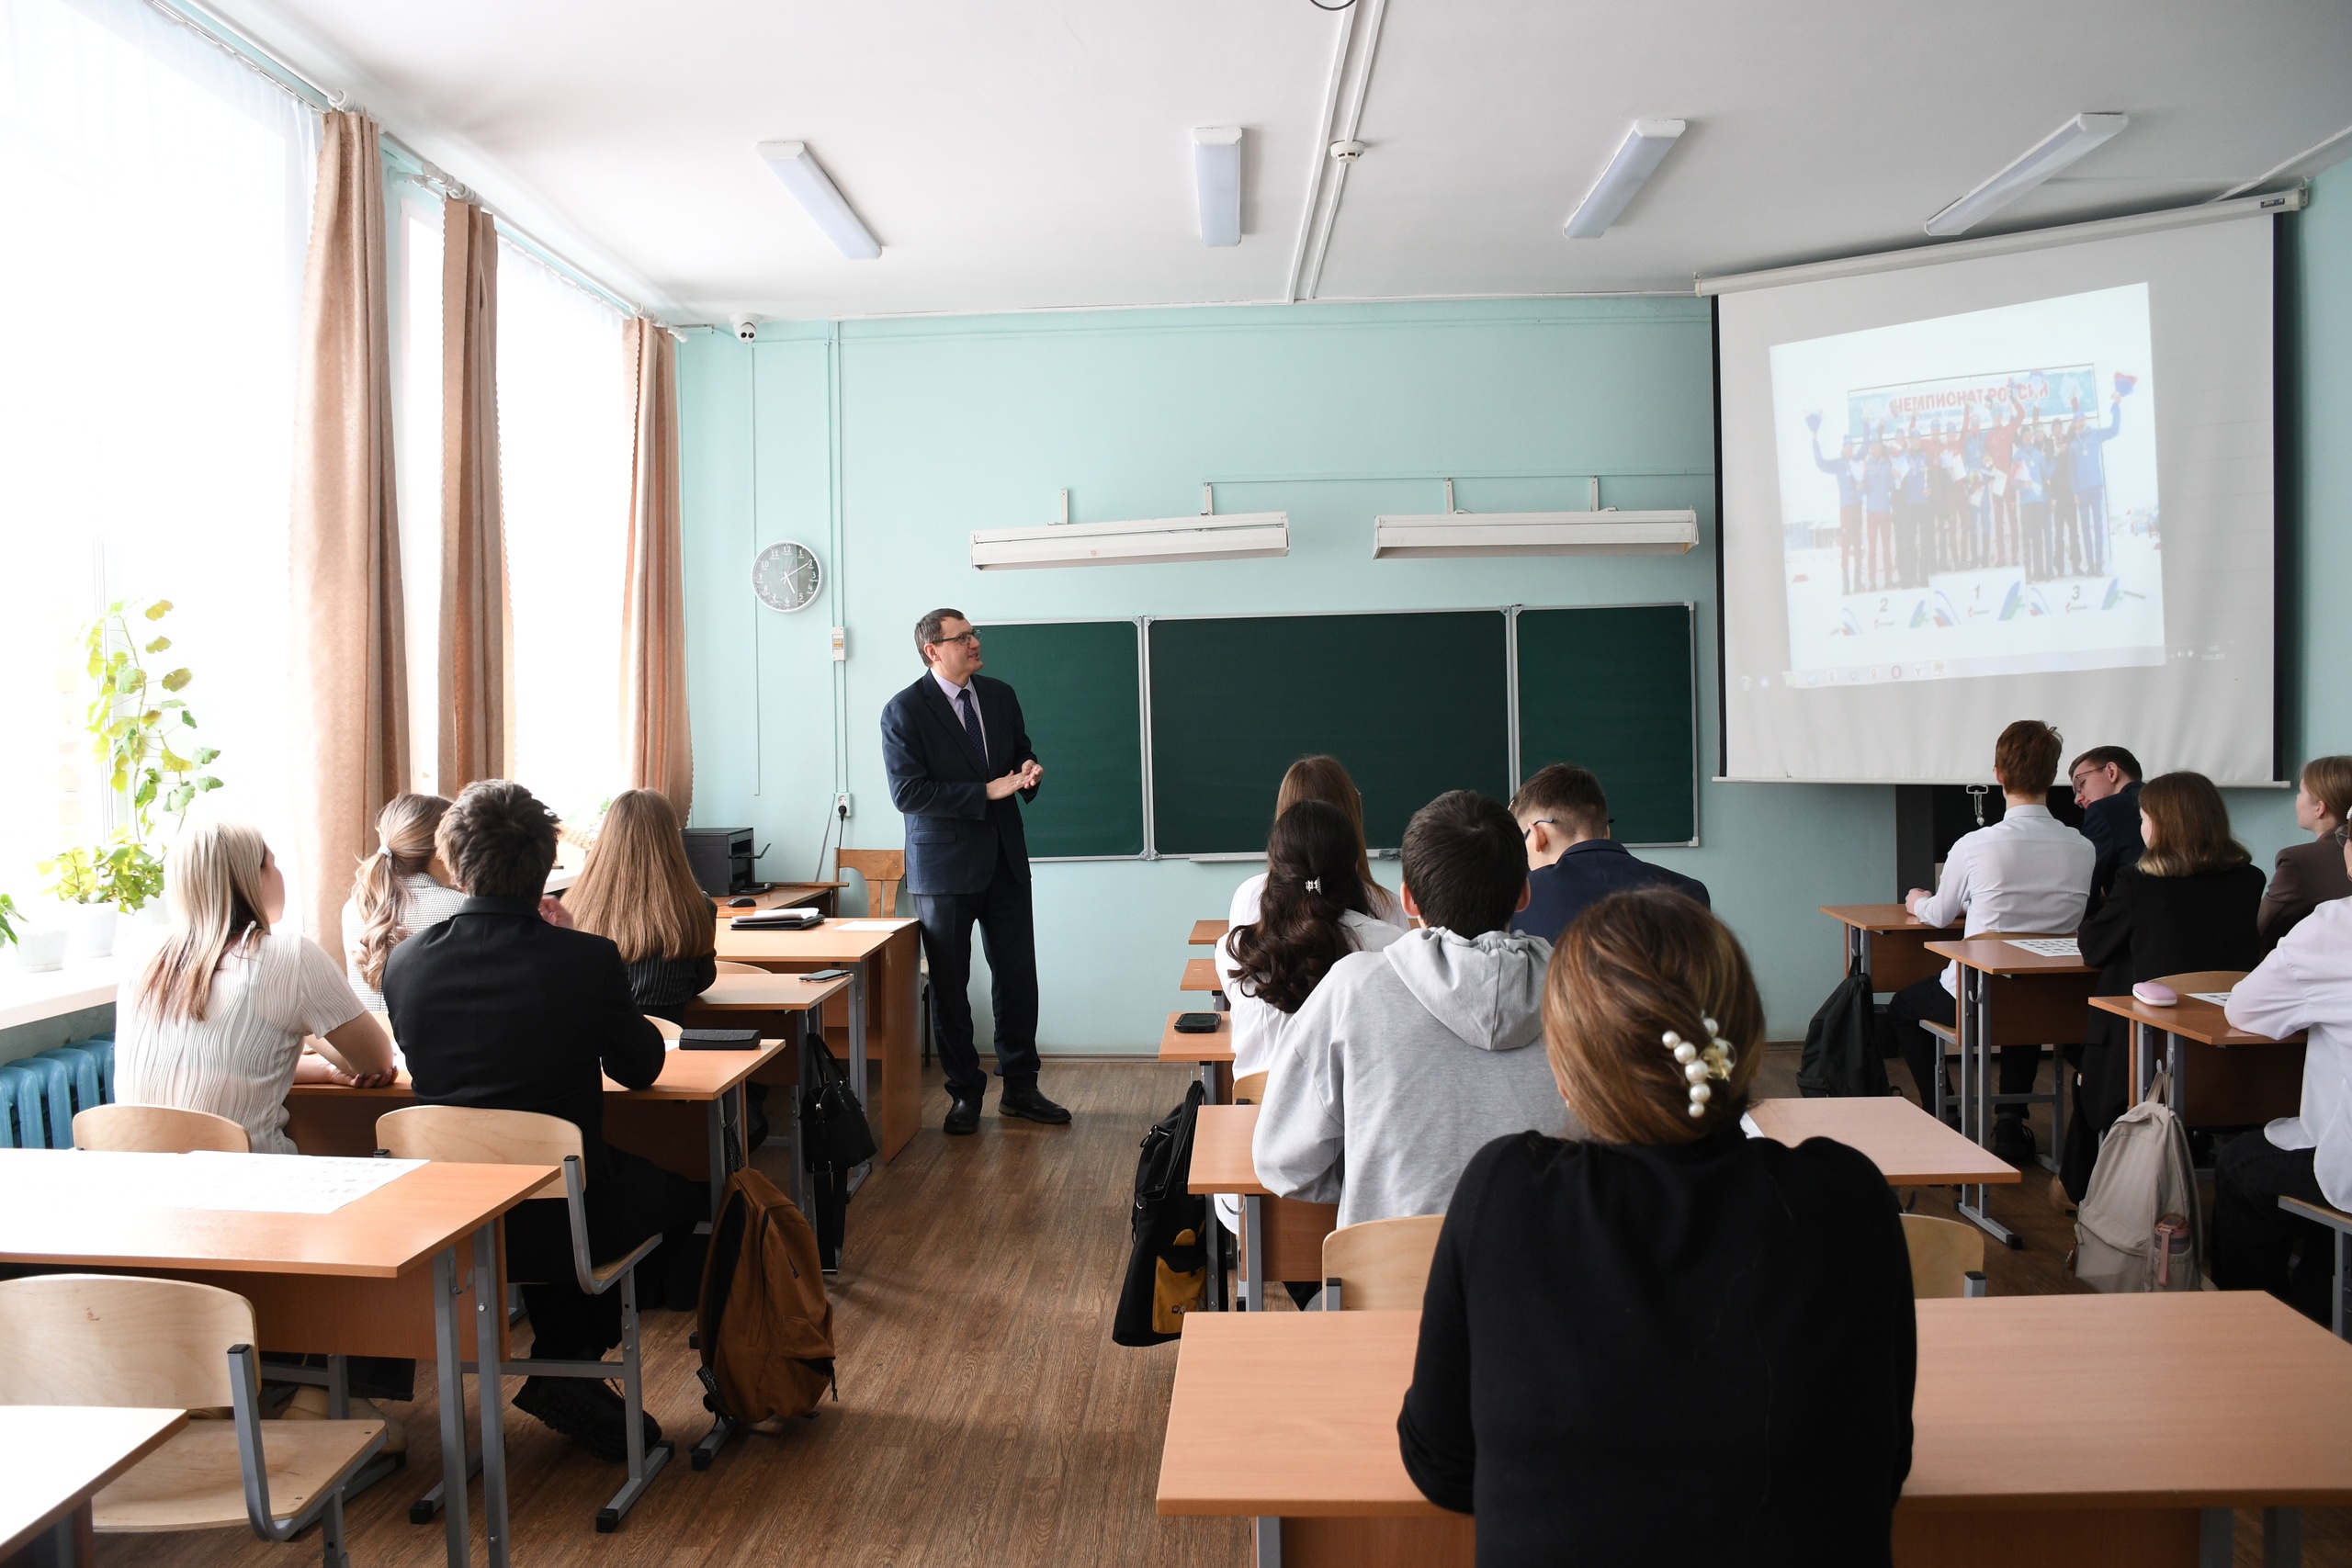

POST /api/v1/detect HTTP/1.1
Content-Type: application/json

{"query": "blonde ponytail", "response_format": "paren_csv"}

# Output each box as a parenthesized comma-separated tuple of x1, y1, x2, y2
(353, 794, 451, 988)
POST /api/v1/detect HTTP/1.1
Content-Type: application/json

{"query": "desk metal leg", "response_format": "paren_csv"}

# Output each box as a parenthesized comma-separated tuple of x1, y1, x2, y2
(1253, 1516, 1282, 1567)
(1200, 1061, 1219, 1106)
(26, 1506, 90, 1568)
(470, 1225, 510, 1568)
(432, 1246, 471, 1568)
(1240, 1193, 1265, 1313)
(1955, 969, 2019, 1248)
(790, 1011, 812, 1220)
(1205, 1204, 1225, 1313)
(2200, 1508, 2233, 1568)
(2334, 1228, 2347, 1342)
(848, 961, 869, 1117)
(705, 1095, 729, 1225)
(2265, 1507, 2302, 1567)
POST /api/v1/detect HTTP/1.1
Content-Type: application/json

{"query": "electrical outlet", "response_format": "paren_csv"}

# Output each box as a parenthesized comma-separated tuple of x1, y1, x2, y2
(835, 793, 853, 818)
(830, 626, 847, 662)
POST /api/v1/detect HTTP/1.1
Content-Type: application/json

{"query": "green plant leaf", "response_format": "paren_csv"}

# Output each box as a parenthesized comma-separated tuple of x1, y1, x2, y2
(181, 711, 197, 727)
(144, 636, 172, 653)
(117, 664, 144, 693)
(197, 776, 222, 792)
(144, 600, 172, 619)
(164, 784, 194, 815)
(160, 668, 191, 693)
(193, 746, 220, 763)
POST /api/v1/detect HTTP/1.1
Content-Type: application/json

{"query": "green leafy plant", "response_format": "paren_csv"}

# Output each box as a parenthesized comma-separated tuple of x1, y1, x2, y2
(0, 893, 19, 949)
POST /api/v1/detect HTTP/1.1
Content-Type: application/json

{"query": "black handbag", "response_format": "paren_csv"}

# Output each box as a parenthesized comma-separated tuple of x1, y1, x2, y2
(799, 1044, 878, 1170)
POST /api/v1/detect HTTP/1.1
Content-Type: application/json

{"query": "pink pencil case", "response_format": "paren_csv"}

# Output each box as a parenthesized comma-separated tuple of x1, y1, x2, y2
(2132, 981, 2178, 1007)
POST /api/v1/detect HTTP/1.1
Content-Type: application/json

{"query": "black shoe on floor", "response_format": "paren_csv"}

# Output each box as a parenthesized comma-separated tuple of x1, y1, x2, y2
(1000, 1083, 1071, 1124)
(1992, 1116, 2037, 1168)
(944, 1095, 982, 1135)
(514, 1375, 650, 1463)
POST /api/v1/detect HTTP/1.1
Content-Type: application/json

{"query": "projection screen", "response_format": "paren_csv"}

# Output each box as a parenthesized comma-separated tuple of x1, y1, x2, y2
(1711, 208, 2279, 784)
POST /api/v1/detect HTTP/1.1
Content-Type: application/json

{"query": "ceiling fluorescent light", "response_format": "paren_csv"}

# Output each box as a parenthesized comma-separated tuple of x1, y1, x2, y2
(1562, 118, 1686, 239)
(971, 513, 1288, 570)
(1194, 127, 1242, 247)
(756, 141, 881, 259)
(1924, 114, 2128, 237)
(1373, 511, 1699, 558)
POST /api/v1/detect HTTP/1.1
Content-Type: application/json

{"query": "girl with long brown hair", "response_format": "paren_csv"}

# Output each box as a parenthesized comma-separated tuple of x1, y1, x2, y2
(340, 793, 465, 1013)
(564, 789, 718, 1023)
(1226, 754, 1406, 938)
(1397, 888, 1913, 1564)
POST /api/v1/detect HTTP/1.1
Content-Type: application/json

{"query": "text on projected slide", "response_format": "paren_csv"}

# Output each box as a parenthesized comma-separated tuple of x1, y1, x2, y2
(1767, 284, 2160, 689)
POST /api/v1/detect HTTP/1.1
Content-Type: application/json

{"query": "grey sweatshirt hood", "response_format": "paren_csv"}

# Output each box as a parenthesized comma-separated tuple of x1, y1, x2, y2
(1384, 927, 1552, 1054)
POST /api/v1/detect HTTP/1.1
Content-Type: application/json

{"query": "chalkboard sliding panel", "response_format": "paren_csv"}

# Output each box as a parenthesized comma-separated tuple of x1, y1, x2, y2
(970, 618, 1147, 860)
(1513, 604, 1699, 847)
(1148, 610, 1512, 857)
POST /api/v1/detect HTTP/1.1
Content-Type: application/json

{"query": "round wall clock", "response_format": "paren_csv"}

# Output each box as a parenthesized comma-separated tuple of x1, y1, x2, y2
(752, 540, 822, 612)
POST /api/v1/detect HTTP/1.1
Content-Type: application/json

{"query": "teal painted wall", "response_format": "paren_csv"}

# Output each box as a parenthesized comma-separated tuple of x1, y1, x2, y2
(679, 187, 2346, 1047)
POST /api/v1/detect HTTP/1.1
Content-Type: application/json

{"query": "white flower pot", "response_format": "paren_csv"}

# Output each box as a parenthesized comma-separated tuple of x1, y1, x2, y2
(14, 927, 67, 973)
(64, 903, 116, 962)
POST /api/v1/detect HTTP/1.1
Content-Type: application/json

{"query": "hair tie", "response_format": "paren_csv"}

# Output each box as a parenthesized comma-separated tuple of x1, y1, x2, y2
(377, 843, 393, 860)
(1304, 876, 1323, 894)
(1663, 1014, 1737, 1118)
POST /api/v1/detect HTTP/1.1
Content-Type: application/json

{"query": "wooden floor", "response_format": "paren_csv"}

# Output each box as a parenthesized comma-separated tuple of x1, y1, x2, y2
(98, 1052, 2347, 1568)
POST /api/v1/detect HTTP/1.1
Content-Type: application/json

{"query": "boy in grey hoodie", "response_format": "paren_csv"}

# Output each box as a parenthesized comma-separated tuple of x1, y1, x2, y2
(1254, 790, 1584, 1229)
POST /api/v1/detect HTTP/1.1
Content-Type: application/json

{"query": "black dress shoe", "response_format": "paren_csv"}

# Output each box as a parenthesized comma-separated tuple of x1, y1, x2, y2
(999, 1084, 1071, 1124)
(1992, 1116, 2037, 1168)
(944, 1095, 982, 1135)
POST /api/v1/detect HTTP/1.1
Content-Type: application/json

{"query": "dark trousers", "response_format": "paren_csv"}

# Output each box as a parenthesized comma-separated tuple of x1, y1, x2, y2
(914, 838, 1042, 1100)
(2211, 1132, 2335, 1324)
(1886, 976, 2041, 1121)
(505, 1149, 704, 1359)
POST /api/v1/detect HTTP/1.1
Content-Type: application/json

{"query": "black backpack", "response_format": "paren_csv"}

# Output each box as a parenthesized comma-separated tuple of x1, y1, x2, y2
(1799, 972, 1891, 1098)
(799, 1046, 876, 1271)
(1111, 1083, 1210, 1347)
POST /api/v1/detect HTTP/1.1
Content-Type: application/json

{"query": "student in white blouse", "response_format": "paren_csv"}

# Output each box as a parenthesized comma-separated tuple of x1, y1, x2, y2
(340, 793, 468, 1015)
(2216, 822, 2352, 1323)
(117, 819, 397, 1157)
(1227, 754, 1409, 937)
(1887, 720, 2094, 1166)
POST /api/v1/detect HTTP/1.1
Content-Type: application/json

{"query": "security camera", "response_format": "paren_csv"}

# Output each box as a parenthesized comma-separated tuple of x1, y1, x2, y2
(730, 314, 759, 343)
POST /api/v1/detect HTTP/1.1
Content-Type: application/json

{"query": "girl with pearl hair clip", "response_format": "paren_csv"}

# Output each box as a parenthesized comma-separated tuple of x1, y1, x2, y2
(1397, 887, 1917, 1566)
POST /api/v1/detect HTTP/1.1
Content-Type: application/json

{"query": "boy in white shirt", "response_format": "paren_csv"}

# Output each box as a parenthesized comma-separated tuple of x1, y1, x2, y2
(1886, 720, 2094, 1167)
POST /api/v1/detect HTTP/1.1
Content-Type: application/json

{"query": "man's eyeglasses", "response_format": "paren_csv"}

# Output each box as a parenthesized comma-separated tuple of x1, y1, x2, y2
(931, 632, 980, 649)
(1521, 818, 1556, 839)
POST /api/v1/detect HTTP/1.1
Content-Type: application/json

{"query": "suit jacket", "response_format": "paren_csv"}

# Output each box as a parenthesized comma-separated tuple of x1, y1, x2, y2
(881, 672, 1039, 897)
(2079, 863, 2267, 1047)
(2258, 836, 2352, 950)
(2080, 784, 2143, 910)
(382, 895, 664, 1184)
(1509, 839, 1712, 943)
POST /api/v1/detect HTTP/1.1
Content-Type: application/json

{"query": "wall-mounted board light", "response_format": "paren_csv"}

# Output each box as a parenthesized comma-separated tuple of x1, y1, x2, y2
(972, 512, 1288, 570)
(1194, 126, 1242, 247)
(757, 141, 881, 259)
(1923, 113, 2129, 237)
(1563, 118, 1686, 239)
(1374, 511, 1698, 558)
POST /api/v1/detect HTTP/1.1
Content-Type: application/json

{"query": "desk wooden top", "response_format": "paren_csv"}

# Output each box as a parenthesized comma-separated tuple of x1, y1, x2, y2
(1190, 919, 1228, 946)
(1822, 904, 1959, 936)
(736, 881, 844, 910)
(1747, 1097, 2018, 1186)
(713, 916, 913, 964)
(288, 1037, 788, 1105)
(1924, 938, 2096, 976)
(0, 1150, 547, 1279)
(1159, 1011, 1234, 1064)
(694, 972, 854, 1012)
(0, 1406, 188, 1557)
(1188, 1103, 1269, 1195)
(2086, 973, 2302, 1047)
(1159, 1292, 2352, 1517)
(1181, 957, 1219, 992)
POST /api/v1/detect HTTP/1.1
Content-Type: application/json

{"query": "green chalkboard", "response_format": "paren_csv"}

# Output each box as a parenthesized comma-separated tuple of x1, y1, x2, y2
(973, 619, 1146, 858)
(1148, 612, 1512, 854)
(1515, 604, 1697, 845)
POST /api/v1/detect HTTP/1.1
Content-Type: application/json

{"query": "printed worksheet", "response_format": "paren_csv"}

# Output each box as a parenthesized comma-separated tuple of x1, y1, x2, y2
(148, 1153, 425, 1214)
(2188, 991, 2233, 1007)
(2007, 937, 2082, 958)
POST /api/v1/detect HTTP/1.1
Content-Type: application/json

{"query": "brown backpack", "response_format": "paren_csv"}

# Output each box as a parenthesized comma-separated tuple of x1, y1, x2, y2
(695, 1168, 838, 1426)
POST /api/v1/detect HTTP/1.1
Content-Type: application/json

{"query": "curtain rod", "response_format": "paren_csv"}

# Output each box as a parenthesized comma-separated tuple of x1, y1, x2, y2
(141, 0, 658, 326)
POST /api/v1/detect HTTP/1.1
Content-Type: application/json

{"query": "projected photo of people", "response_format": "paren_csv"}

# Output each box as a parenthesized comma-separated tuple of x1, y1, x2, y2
(1768, 283, 2162, 687)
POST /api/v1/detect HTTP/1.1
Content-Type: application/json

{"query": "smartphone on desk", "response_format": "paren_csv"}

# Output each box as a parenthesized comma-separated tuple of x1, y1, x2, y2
(800, 967, 854, 982)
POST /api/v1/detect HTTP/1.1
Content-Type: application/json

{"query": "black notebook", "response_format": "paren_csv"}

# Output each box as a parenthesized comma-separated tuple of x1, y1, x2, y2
(679, 1028, 760, 1051)
(729, 907, 822, 931)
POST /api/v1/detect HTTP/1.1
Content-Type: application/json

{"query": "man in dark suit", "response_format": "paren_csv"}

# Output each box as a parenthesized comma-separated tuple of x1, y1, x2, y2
(2068, 744, 2144, 909)
(385, 779, 701, 1461)
(1507, 763, 1710, 942)
(881, 608, 1069, 1135)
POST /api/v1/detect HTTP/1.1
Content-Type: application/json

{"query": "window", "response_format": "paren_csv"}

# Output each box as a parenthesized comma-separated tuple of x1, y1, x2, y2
(388, 175, 443, 793)
(0, 0, 318, 916)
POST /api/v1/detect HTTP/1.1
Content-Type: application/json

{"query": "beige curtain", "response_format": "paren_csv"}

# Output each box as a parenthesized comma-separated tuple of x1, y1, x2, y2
(289, 109, 408, 942)
(620, 319, 693, 815)
(439, 198, 508, 791)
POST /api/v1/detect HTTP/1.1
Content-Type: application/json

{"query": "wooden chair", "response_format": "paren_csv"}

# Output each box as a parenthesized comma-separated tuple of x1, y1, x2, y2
(713, 961, 764, 975)
(1232, 1071, 1268, 1105)
(1902, 1213, 1988, 1299)
(0, 1274, 384, 1566)
(376, 1106, 671, 1530)
(2279, 1196, 2352, 1340)
(73, 1104, 249, 1154)
(835, 849, 905, 918)
(1321, 1215, 1446, 1311)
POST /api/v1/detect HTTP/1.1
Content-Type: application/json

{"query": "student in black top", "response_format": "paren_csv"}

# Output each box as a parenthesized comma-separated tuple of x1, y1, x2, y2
(383, 779, 704, 1461)
(1507, 763, 1709, 942)
(2068, 744, 2144, 910)
(564, 788, 718, 1023)
(1400, 889, 1914, 1567)
(2059, 772, 2267, 1202)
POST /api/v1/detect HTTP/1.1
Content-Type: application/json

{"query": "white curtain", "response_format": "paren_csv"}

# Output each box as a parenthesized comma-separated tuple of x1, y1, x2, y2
(498, 237, 631, 826)
(0, 0, 319, 911)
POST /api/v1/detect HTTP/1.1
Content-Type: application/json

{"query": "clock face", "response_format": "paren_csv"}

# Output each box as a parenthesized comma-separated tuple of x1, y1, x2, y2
(752, 540, 822, 613)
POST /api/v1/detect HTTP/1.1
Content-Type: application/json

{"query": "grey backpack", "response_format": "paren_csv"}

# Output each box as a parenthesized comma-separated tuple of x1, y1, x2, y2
(2073, 1069, 2202, 1292)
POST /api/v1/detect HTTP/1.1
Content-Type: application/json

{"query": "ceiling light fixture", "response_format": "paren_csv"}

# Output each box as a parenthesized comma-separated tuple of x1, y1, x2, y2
(1924, 114, 2129, 237)
(756, 141, 881, 260)
(1562, 118, 1686, 239)
(1193, 127, 1243, 247)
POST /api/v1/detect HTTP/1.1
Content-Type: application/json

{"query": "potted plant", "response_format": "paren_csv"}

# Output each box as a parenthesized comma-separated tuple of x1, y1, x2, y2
(0, 892, 66, 974)
(40, 599, 220, 959)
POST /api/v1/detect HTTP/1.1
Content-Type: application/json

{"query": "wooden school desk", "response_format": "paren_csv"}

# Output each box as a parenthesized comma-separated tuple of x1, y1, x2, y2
(1188, 1102, 1335, 1314)
(1190, 919, 1228, 946)
(1181, 957, 1220, 993)
(686, 973, 854, 1222)
(731, 881, 847, 917)
(0, 1405, 186, 1568)
(0, 1150, 547, 1568)
(1160, 1011, 1234, 1104)
(1824, 905, 1961, 992)
(1158, 1292, 2352, 1568)
(1745, 1096, 2020, 1188)
(712, 917, 922, 1161)
(2087, 973, 2306, 1128)
(1924, 938, 2097, 1247)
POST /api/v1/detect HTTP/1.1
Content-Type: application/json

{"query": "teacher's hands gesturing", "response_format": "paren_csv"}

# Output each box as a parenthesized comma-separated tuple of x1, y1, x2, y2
(985, 760, 1043, 800)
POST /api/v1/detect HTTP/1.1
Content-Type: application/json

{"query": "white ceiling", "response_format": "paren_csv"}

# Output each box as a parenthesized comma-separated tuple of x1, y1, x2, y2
(207, 0, 2352, 323)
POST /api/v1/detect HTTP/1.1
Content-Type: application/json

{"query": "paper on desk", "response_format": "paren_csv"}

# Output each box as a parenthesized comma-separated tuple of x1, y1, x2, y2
(2188, 991, 2233, 1007)
(2007, 937, 2081, 959)
(1739, 1111, 1763, 1139)
(837, 919, 913, 931)
(146, 1152, 426, 1214)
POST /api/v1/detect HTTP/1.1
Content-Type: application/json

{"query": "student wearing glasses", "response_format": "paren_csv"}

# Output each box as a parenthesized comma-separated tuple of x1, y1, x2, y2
(1508, 763, 1708, 943)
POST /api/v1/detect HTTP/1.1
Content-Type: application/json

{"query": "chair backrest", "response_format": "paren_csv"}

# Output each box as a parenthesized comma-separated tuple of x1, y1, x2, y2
(1901, 1213, 1986, 1298)
(1232, 1071, 1268, 1105)
(0, 1274, 253, 1408)
(74, 1103, 250, 1154)
(713, 961, 764, 975)
(647, 1014, 683, 1041)
(376, 1105, 579, 1198)
(836, 849, 906, 918)
(1321, 1214, 1445, 1311)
